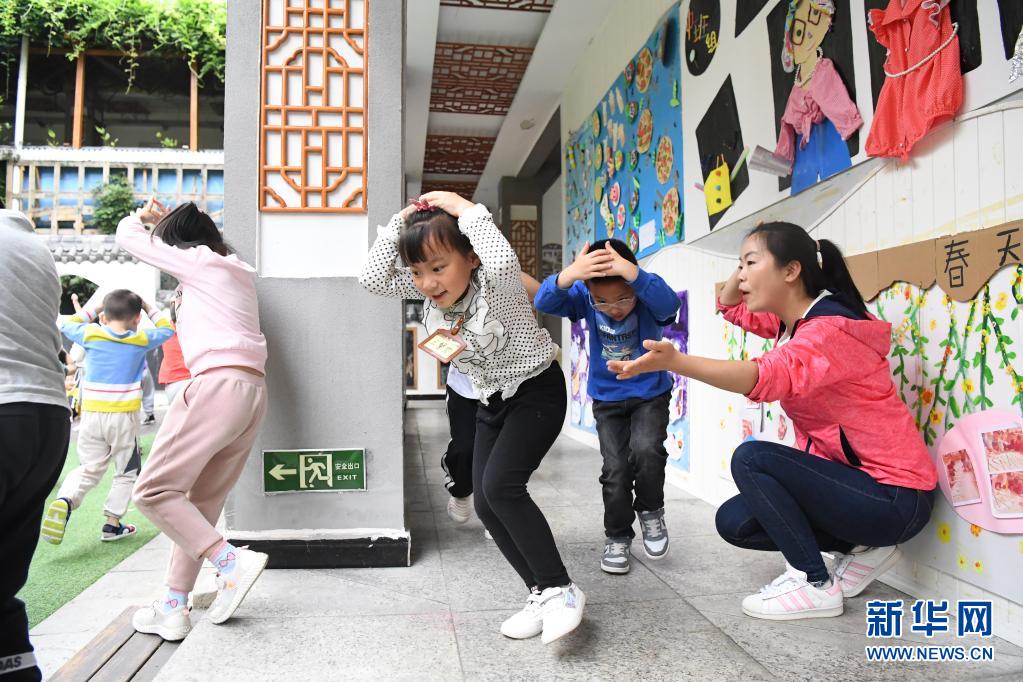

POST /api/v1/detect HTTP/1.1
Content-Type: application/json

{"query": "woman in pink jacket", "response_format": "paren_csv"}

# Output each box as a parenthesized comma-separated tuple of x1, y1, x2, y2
(609, 222, 936, 622)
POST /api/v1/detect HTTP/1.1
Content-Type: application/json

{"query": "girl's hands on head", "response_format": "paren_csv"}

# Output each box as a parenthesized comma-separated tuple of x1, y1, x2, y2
(607, 339, 682, 380)
(417, 191, 475, 219)
(557, 242, 614, 288)
(399, 202, 419, 222)
(138, 197, 168, 226)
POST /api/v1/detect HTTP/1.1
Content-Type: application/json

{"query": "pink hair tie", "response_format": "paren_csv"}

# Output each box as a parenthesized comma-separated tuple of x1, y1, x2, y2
(408, 198, 431, 212)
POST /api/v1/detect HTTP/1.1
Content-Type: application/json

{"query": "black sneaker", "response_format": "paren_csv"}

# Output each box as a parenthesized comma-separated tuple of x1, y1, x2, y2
(142, 414, 156, 425)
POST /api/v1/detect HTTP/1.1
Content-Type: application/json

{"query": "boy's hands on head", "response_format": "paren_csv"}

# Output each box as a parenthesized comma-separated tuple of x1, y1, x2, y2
(70, 293, 83, 314)
(603, 246, 639, 282)
(607, 339, 682, 380)
(417, 191, 475, 219)
(557, 242, 614, 288)
(398, 202, 419, 222)
(138, 197, 169, 226)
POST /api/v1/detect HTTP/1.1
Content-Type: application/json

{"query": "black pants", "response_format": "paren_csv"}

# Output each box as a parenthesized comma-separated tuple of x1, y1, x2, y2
(474, 362, 570, 590)
(716, 440, 934, 583)
(0, 403, 71, 682)
(592, 391, 671, 539)
(442, 386, 477, 499)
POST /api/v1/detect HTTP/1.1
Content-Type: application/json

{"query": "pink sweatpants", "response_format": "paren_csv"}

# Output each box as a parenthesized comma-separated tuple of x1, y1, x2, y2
(132, 367, 268, 592)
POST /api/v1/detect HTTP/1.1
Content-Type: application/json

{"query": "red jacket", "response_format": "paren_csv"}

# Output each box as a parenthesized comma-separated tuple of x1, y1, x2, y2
(158, 332, 191, 384)
(718, 294, 937, 491)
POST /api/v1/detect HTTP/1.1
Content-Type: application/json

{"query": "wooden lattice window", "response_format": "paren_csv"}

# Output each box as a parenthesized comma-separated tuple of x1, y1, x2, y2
(423, 135, 495, 175)
(260, 0, 367, 213)
(421, 180, 479, 198)
(430, 43, 533, 116)
(509, 219, 537, 274)
(439, 0, 554, 11)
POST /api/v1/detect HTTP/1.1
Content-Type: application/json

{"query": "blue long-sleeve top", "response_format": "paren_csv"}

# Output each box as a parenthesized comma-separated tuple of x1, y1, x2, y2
(535, 268, 680, 401)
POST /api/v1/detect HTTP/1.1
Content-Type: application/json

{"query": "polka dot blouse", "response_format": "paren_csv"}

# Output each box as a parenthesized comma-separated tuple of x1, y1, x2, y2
(359, 203, 557, 404)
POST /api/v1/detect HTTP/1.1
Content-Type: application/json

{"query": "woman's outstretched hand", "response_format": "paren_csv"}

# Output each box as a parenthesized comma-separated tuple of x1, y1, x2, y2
(607, 339, 682, 380)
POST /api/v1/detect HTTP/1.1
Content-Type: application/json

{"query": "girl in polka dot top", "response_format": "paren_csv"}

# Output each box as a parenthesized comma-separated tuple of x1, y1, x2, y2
(360, 191, 585, 644)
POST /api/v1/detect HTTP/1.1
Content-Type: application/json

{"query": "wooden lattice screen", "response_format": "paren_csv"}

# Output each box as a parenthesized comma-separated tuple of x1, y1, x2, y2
(509, 219, 538, 274)
(260, 0, 368, 212)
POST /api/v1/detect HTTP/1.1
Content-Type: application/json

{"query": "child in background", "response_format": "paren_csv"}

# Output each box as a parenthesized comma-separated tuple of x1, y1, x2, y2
(443, 272, 540, 528)
(535, 239, 679, 574)
(117, 199, 269, 641)
(44, 290, 175, 545)
(158, 301, 191, 405)
(361, 192, 585, 644)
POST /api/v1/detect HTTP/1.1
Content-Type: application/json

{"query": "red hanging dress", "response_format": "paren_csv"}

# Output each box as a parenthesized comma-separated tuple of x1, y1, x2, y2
(866, 0, 963, 160)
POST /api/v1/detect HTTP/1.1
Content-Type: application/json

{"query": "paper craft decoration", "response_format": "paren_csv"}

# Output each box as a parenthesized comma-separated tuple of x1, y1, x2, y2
(865, 0, 963, 160)
(935, 411, 1023, 532)
(772, 0, 863, 195)
(843, 220, 1023, 302)
(563, 5, 684, 260)
(704, 155, 732, 215)
(748, 145, 794, 176)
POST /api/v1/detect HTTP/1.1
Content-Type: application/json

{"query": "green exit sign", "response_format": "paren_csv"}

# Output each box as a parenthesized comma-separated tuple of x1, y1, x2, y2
(263, 449, 366, 494)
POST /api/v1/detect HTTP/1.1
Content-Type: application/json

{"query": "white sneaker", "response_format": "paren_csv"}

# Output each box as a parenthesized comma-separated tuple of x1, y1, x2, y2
(834, 545, 901, 598)
(741, 566, 843, 621)
(207, 547, 268, 625)
(539, 583, 586, 644)
(447, 496, 472, 524)
(500, 591, 544, 639)
(132, 602, 191, 641)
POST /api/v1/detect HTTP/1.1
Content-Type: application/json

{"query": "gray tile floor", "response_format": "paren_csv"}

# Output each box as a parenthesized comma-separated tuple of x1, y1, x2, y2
(155, 405, 1023, 681)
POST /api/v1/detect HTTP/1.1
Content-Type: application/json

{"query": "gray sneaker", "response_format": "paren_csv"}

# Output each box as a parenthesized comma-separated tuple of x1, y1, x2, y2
(601, 537, 631, 574)
(638, 508, 669, 560)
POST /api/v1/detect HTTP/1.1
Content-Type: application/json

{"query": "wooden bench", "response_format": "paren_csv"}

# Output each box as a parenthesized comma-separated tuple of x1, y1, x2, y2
(49, 608, 179, 682)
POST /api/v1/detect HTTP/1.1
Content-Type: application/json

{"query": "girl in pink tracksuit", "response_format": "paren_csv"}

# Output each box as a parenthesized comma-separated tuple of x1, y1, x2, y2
(116, 199, 270, 642)
(609, 221, 936, 622)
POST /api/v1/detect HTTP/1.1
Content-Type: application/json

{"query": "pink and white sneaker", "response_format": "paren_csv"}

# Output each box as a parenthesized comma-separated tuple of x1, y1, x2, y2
(741, 566, 843, 621)
(833, 546, 901, 598)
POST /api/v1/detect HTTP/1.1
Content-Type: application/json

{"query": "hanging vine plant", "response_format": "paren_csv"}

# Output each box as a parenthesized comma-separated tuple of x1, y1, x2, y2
(0, 0, 226, 88)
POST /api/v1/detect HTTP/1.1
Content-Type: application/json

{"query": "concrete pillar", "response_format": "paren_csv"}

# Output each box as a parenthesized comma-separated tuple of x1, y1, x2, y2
(222, 0, 408, 567)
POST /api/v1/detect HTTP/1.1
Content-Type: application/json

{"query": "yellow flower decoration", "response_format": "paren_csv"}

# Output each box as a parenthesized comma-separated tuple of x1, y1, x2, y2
(970, 524, 982, 537)
(963, 378, 975, 394)
(931, 410, 943, 426)
(727, 404, 733, 414)
(929, 319, 937, 332)
(974, 560, 984, 573)
(996, 292, 1008, 311)
(719, 419, 726, 430)
(937, 522, 951, 544)
(957, 553, 968, 569)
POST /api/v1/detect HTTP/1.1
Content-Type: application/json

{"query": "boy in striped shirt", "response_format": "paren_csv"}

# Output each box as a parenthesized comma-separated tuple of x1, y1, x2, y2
(42, 290, 174, 545)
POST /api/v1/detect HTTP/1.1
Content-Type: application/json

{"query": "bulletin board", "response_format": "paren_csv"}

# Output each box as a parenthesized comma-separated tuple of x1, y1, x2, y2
(564, 4, 684, 262)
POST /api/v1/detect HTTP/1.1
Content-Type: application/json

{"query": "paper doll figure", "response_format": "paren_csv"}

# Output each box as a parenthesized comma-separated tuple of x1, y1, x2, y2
(774, 0, 863, 195)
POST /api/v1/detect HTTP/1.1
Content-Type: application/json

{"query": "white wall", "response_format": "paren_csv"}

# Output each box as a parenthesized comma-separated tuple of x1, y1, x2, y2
(557, 0, 1023, 645)
(56, 261, 160, 308)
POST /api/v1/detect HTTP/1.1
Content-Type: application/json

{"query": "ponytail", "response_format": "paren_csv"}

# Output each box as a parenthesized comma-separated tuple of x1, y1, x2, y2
(747, 222, 868, 319)
(816, 238, 869, 318)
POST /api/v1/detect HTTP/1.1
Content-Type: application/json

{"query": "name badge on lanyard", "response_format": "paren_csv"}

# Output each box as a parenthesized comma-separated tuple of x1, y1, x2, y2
(419, 316, 466, 364)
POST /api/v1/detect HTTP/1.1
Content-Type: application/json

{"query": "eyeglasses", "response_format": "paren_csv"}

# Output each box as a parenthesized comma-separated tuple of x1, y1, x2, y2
(589, 295, 635, 312)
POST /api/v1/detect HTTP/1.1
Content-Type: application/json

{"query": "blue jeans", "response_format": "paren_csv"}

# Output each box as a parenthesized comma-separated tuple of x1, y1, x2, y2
(715, 440, 934, 583)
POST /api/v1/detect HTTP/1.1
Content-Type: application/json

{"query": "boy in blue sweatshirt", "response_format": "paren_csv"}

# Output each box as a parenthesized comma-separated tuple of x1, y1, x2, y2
(44, 290, 174, 546)
(535, 239, 679, 574)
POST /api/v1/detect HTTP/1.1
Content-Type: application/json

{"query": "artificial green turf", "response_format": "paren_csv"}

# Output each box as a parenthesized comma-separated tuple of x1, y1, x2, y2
(18, 434, 160, 628)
